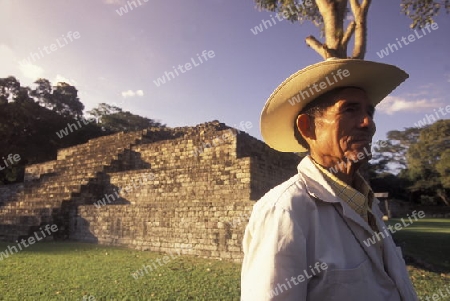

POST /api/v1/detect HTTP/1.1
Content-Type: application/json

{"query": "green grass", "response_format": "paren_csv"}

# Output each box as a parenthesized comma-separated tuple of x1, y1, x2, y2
(387, 218, 450, 272)
(1, 218, 450, 301)
(0, 242, 240, 301)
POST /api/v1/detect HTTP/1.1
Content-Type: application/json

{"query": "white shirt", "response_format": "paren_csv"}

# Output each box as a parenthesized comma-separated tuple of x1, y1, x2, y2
(241, 156, 418, 301)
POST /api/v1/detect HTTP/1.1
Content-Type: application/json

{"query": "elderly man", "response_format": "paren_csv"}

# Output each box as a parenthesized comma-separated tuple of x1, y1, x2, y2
(241, 58, 418, 301)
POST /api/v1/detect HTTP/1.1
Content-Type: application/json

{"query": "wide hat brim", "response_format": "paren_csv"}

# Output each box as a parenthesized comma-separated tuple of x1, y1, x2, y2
(260, 58, 409, 153)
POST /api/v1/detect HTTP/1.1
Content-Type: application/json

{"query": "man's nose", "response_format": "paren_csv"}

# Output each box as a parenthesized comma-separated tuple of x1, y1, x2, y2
(358, 113, 376, 133)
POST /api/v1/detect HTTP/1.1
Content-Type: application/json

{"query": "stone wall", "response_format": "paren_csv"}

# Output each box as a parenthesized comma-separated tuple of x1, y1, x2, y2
(0, 130, 149, 241)
(1, 121, 300, 262)
(24, 161, 57, 182)
(0, 183, 23, 205)
(236, 132, 300, 199)
(72, 201, 253, 262)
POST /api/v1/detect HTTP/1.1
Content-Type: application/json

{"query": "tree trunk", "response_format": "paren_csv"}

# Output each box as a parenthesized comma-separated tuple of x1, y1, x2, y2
(437, 189, 450, 206)
(305, 0, 371, 59)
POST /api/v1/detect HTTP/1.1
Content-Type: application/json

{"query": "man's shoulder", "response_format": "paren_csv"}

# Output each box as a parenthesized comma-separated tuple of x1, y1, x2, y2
(253, 173, 315, 213)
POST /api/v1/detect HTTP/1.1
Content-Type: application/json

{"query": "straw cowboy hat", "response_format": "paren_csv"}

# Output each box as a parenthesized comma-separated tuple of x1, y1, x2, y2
(260, 58, 408, 152)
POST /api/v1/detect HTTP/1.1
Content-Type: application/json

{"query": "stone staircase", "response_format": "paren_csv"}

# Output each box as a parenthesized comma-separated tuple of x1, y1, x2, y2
(0, 130, 147, 242)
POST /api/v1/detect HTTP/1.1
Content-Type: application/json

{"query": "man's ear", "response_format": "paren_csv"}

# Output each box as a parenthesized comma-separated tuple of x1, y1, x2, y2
(296, 114, 315, 141)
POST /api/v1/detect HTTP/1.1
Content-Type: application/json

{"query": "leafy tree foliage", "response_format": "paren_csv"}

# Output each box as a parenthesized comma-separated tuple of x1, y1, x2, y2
(87, 103, 122, 121)
(0, 77, 163, 185)
(30, 79, 84, 118)
(369, 172, 413, 202)
(401, 0, 450, 28)
(406, 119, 450, 205)
(87, 103, 164, 132)
(371, 127, 421, 173)
(0, 76, 22, 104)
(436, 149, 450, 188)
(370, 120, 450, 206)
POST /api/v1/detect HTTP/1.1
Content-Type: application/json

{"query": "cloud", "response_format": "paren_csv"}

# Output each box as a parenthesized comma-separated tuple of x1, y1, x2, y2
(54, 74, 77, 86)
(18, 62, 44, 80)
(404, 90, 429, 97)
(419, 83, 436, 89)
(121, 89, 144, 98)
(377, 96, 444, 115)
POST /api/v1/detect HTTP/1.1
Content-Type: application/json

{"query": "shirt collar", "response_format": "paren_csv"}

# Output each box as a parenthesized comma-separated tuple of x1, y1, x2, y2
(310, 158, 373, 221)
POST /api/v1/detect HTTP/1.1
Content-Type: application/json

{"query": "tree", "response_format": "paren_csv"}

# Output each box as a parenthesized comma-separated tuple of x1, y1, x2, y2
(436, 149, 450, 188)
(0, 76, 21, 104)
(368, 128, 420, 202)
(401, 0, 450, 28)
(406, 119, 450, 206)
(52, 83, 84, 118)
(371, 127, 421, 174)
(0, 77, 103, 184)
(30, 79, 84, 118)
(31, 78, 52, 108)
(0, 77, 166, 185)
(254, 0, 449, 59)
(369, 172, 412, 202)
(87, 103, 165, 132)
(86, 103, 122, 123)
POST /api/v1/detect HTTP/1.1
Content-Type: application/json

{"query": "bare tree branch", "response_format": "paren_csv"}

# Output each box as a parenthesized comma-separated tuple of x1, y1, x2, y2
(315, 0, 348, 58)
(350, 0, 372, 59)
(349, 0, 360, 13)
(305, 35, 329, 59)
(254, 0, 447, 61)
(342, 20, 356, 51)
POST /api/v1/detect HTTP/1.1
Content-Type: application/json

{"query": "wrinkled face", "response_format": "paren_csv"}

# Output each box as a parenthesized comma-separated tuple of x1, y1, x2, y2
(311, 87, 376, 162)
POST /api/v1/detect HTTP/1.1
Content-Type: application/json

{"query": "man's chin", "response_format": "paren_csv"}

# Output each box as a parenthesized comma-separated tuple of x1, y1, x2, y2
(346, 145, 372, 162)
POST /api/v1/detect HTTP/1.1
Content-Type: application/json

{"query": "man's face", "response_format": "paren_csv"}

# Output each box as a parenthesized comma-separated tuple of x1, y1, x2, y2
(310, 87, 376, 163)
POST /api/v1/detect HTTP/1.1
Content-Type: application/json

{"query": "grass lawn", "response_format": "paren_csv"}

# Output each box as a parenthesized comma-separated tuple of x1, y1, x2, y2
(0, 217, 449, 301)
(0, 242, 239, 301)
(387, 218, 450, 272)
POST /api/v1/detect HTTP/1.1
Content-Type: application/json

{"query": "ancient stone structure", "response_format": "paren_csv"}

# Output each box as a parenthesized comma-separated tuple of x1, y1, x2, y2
(0, 121, 299, 262)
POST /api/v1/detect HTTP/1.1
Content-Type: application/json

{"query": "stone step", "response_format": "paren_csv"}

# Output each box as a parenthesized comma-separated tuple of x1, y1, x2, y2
(0, 206, 53, 217)
(0, 130, 146, 242)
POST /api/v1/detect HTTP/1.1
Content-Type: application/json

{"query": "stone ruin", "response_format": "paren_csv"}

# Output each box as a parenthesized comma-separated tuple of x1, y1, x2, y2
(0, 121, 300, 262)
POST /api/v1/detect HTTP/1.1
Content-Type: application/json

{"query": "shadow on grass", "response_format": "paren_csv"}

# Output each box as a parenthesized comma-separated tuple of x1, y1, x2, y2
(387, 218, 450, 274)
(0, 241, 133, 256)
(0, 241, 117, 255)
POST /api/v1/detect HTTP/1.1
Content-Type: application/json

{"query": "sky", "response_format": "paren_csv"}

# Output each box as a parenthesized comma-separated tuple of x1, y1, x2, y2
(0, 0, 449, 144)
